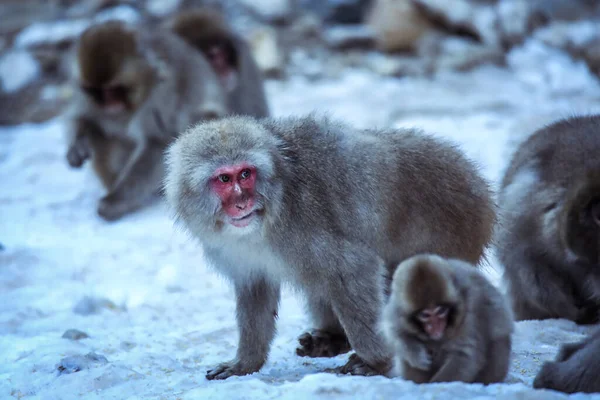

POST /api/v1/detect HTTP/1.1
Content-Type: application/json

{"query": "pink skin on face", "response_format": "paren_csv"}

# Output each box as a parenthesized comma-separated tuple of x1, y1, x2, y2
(211, 163, 257, 227)
(418, 306, 448, 341)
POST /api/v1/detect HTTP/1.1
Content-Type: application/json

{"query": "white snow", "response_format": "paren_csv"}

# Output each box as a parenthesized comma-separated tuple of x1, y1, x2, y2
(3, 61, 600, 399)
(0, 50, 40, 93)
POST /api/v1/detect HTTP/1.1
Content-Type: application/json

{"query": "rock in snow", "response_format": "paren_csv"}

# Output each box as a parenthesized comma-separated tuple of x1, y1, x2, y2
(57, 352, 108, 375)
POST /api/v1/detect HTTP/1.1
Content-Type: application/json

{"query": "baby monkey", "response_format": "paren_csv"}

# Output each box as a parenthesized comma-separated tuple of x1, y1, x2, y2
(382, 254, 514, 384)
(534, 327, 600, 394)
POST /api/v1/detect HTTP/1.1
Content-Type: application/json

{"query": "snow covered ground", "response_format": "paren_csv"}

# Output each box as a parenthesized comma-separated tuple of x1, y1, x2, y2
(3, 64, 600, 399)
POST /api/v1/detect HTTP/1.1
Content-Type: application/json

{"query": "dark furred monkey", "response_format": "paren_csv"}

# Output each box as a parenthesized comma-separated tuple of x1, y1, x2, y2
(497, 115, 600, 324)
(66, 20, 226, 221)
(168, 8, 270, 118)
(164, 115, 496, 380)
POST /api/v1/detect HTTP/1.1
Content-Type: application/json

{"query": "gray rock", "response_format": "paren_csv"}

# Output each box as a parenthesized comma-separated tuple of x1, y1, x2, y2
(57, 352, 108, 375)
(249, 26, 286, 78)
(412, 0, 500, 46)
(323, 24, 375, 50)
(367, 53, 429, 77)
(62, 329, 90, 340)
(366, 0, 433, 52)
(301, 0, 372, 24)
(419, 34, 505, 72)
(120, 341, 137, 351)
(73, 296, 123, 316)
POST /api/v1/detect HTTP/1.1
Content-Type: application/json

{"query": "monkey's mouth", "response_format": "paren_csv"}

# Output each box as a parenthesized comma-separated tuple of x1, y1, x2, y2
(230, 210, 259, 228)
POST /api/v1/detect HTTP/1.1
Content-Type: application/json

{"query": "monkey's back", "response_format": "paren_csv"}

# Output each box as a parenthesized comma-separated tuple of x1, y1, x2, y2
(502, 115, 600, 190)
(266, 116, 495, 266)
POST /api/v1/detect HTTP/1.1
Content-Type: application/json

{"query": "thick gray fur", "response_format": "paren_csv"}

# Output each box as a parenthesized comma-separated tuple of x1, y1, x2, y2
(382, 254, 514, 384)
(497, 115, 600, 323)
(164, 115, 496, 379)
(66, 22, 226, 221)
(533, 327, 600, 394)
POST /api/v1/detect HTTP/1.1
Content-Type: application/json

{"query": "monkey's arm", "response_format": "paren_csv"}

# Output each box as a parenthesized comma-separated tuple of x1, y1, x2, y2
(206, 275, 281, 380)
(97, 139, 164, 220)
(66, 116, 102, 168)
(398, 333, 431, 371)
(429, 344, 482, 383)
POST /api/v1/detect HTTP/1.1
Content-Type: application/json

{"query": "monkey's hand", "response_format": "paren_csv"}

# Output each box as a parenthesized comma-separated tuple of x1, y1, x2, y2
(327, 353, 391, 377)
(532, 362, 557, 389)
(66, 134, 92, 168)
(205, 360, 261, 380)
(97, 191, 137, 222)
(402, 344, 432, 371)
(296, 330, 351, 358)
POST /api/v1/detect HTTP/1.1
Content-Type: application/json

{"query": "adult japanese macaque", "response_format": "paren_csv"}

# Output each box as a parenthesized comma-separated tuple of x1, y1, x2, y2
(66, 20, 226, 221)
(533, 327, 600, 394)
(167, 8, 270, 118)
(164, 115, 496, 380)
(497, 115, 600, 323)
(381, 254, 514, 384)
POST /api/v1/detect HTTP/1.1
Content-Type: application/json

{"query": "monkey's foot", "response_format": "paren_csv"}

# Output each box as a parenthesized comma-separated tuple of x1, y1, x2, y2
(205, 361, 259, 380)
(532, 362, 555, 389)
(66, 140, 91, 168)
(97, 195, 135, 221)
(296, 330, 351, 358)
(326, 353, 390, 377)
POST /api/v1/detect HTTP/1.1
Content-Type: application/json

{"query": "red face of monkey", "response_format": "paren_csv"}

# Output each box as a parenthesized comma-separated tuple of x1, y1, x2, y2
(210, 162, 262, 228)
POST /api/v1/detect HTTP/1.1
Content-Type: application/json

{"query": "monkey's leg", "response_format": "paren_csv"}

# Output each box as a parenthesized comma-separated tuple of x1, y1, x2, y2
(296, 299, 351, 358)
(477, 337, 511, 384)
(89, 135, 132, 190)
(327, 253, 392, 376)
(532, 362, 573, 392)
(97, 141, 164, 221)
(206, 276, 281, 380)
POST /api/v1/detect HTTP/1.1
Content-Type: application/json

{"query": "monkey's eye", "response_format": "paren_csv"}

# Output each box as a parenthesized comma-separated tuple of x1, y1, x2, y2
(240, 169, 251, 180)
(435, 305, 449, 317)
(218, 174, 231, 183)
(417, 310, 431, 322)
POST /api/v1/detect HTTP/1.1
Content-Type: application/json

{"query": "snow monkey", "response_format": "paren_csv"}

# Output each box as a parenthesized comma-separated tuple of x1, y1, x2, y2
(534, 327, 600, 394)
(167, 8, 270, 118)
(382, 254, 514, 384)
(497, 115, 600, 324)
(66, 20, 226, 221)
(164, 115, 496, 379)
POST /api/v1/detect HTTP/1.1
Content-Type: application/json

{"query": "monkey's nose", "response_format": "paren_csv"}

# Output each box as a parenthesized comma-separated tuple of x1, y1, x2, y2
(236, 204, 246, 210)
